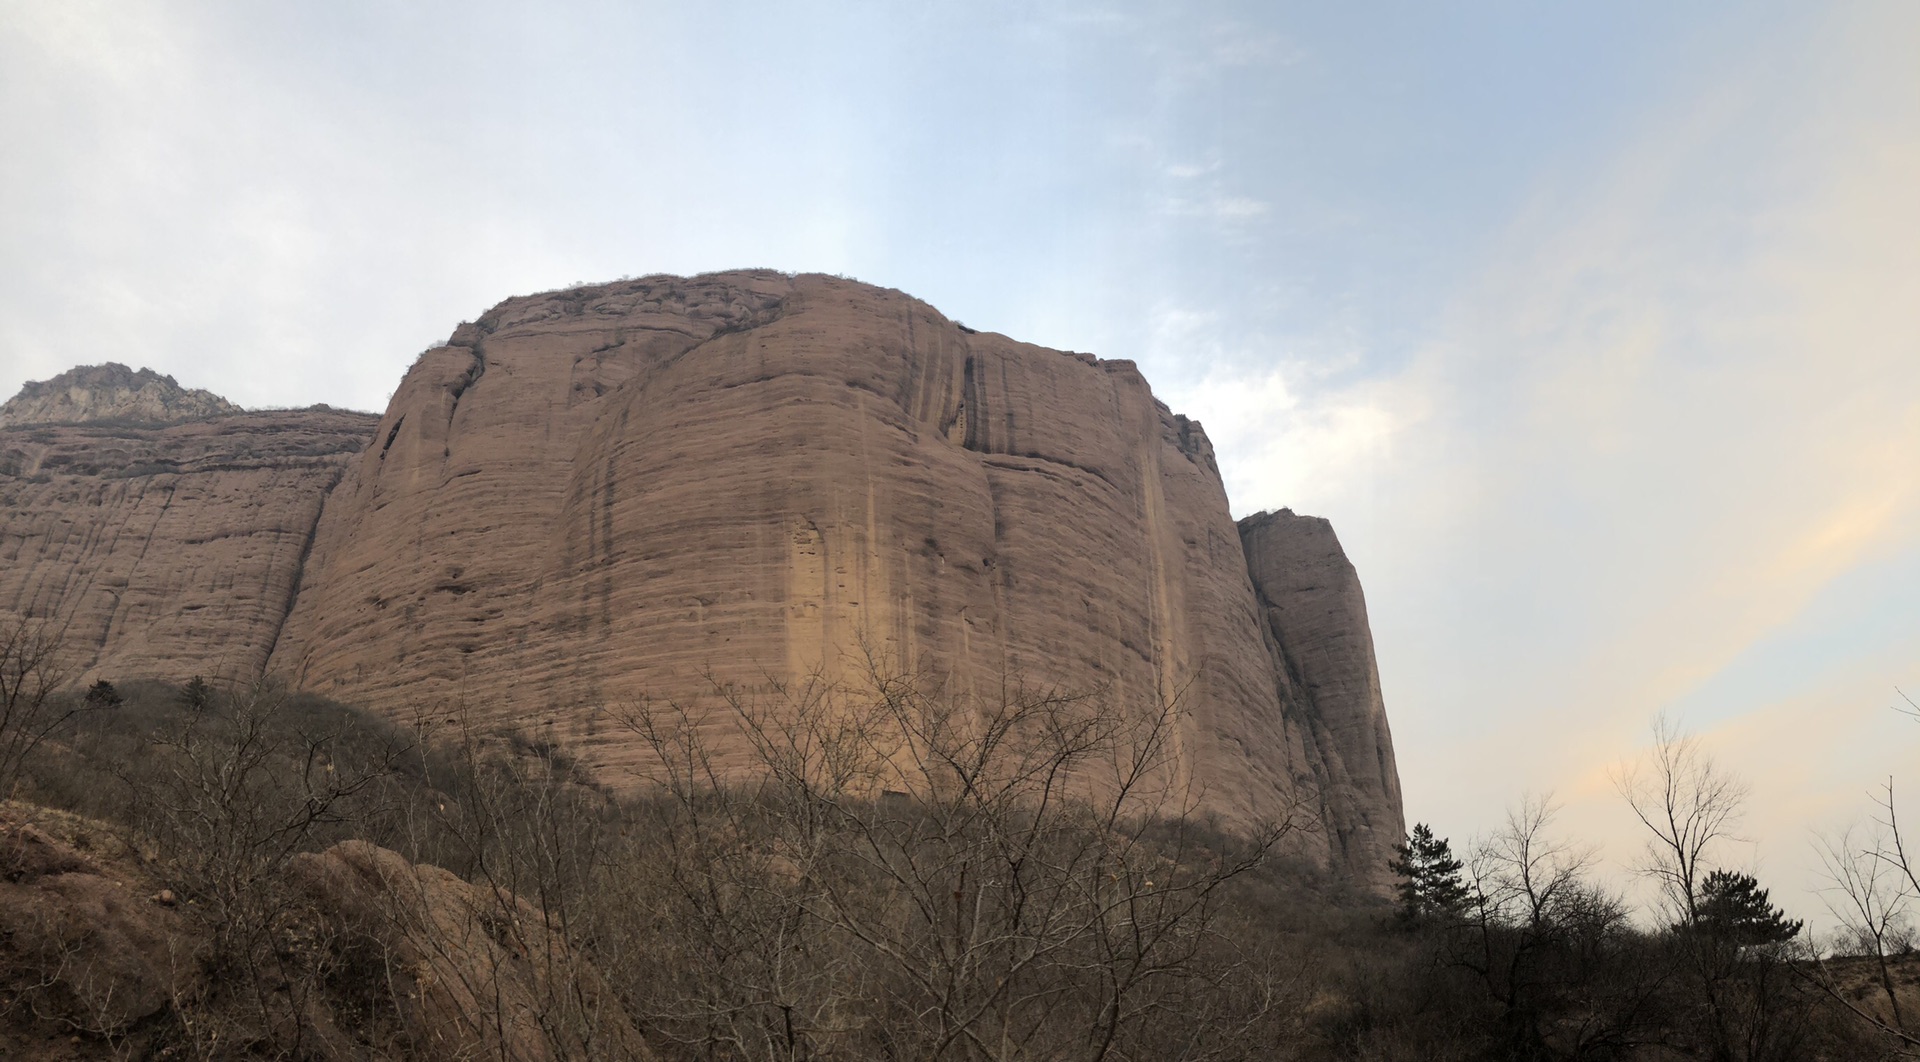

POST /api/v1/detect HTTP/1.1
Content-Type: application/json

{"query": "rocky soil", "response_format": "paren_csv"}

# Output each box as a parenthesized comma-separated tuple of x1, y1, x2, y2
(0, 803, 644, 1061)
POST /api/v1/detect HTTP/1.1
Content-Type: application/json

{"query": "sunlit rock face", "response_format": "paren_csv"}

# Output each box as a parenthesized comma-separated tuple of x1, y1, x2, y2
(0, 272, 1405, 887)
(0, 363, 241, 427)
(269, 271, 1404, 883)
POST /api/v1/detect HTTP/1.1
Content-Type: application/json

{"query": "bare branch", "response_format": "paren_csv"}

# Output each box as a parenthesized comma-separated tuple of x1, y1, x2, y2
(1613, 712, 1748, 926)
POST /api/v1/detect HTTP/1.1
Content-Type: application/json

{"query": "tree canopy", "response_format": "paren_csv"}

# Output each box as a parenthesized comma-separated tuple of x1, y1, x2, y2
(1390, 822, 1471, 925)
(1689, 869, 1802, 946)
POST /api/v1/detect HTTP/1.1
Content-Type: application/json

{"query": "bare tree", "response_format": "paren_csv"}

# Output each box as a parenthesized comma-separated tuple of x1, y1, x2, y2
(1814, 816, 1915, 1034)
(123, 678, 406, 1057)
(1469, 793, 1602, 934)
(1615, 713, 1749, 926)
(1452, 794, 1643, 1058)
(1792, 694, 1920, 1053)
(1801, 774, 1920, 1054)
(0, 614, 73, 797)
(609, 655, 1302, 1062)
(403, 709, 645, 1061)
(1614, 718, 1832, 1061)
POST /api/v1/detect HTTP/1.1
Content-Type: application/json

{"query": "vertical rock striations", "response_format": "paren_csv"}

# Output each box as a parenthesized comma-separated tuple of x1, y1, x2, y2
(0, 410, 378, 682)
(1239, 509, 1405, 891)
(268, 271, 1402, 882)
(0, 274, 1406, 887)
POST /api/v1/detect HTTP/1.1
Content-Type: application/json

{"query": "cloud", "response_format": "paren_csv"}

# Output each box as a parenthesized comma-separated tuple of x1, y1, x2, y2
(1075, 0, 1920, 932)
(1203, 27, 1304, 70)
(1166, 363, 1398, 519)
(3, 0, 1915, 936)
(1232, 1, 1920, 928)
(1163, 161, 1218, 180)
(1157, 193, 1272, 223)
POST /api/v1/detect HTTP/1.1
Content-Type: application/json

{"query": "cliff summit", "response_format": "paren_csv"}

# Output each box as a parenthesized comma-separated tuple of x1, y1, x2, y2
(0, 362, 241, 427)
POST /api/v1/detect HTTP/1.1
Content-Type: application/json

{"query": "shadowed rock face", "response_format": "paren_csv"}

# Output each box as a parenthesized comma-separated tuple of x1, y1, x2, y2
(0, 271, 1405, 886)
(0, 363, 241, 427)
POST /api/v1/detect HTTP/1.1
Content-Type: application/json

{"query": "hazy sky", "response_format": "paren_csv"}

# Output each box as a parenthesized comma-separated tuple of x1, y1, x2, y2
(4, 1, 1916, 930)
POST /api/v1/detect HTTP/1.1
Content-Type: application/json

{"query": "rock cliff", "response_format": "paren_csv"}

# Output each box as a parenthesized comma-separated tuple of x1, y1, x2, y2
(0, 272, 1405, 887)
(1239, 508, 1404, 886)
(0, 408, 377, 682)
(0, 363, 241, 427)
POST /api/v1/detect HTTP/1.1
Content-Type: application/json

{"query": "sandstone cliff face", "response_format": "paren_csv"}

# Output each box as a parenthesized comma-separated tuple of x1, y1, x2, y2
(0, 409, 377, 683)
(0, 272, 1405, 886)
(0, 363, 241, 427)
(266, 271, 1402, 882)
(1239, 509, 1404, 889)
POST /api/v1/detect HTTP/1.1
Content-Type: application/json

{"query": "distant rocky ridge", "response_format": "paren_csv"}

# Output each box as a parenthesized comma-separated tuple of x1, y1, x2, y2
(0, 362, 241, 427)
(0, 272, 1405, 888)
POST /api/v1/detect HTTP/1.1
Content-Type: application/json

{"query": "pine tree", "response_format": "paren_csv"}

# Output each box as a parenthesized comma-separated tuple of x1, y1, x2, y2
(83, 678, 122, 709)
(1689, 869, 1802, 945)
(1390, 823, 1471, 925)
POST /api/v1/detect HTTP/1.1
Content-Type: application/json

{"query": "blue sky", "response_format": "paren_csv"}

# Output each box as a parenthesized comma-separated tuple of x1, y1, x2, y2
(3, 1, 1916, 929)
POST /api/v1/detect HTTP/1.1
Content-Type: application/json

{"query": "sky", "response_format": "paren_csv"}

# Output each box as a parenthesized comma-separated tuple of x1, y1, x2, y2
(3, 1, 1917, 932)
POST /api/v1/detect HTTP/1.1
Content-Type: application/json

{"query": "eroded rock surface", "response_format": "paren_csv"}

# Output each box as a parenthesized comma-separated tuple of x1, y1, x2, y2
(0, 409, 377, 683)
(269, 271, 1401, 880)
(1, 272, 1405, 886)
(1239, 509, 1404, 892)
(0, 808, 195, 1060)
(0, 363, 241, 427)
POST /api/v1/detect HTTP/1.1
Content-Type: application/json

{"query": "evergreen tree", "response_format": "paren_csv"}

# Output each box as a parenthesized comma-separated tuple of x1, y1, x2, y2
(180, 674, 213, 711)
(1390, 823, 1471, 925)
(1689, 869, 1802, 945)
(83, 678, 121, 709)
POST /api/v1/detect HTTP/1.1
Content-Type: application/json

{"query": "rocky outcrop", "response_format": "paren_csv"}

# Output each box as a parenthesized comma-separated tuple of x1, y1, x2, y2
(0, 272, 1406, 886)
(0, 807, 198, 1060)
(267, 271, 1402, 881)
(0, 805, 647, 1062)
(287, 840, 652, 1062)
(0, 409, 377, 683)
(1239, 509, 1403, 891)
(0, 363, 241, 427)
